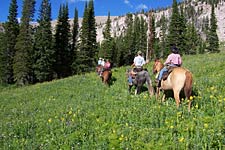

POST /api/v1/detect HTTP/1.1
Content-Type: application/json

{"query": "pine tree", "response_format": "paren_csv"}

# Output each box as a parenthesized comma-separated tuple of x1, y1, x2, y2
(34, 0, 55, 82)
(0, 26, 7, 84)
(76, 2, 88, 73)
(178, 5, 187, 55)
(147, 11, 155, 60)
(54, 3, 71, 78)
(77, 0, 97, 73)
(13, 0, 35, 85)
(133, 15, 141, 54)
(139, 16, 147, 57)
(207, 4, 219, 53)
(71, 8, 79, 74)
(100, 11, 116, 62)
(159, 13, 167, 58)
(87, 0, 97, 68)
(2, 0, 19, 84)
(123, 13, 134, 65)
(166, 0, 181, 54)
(185, 22, 200, 54)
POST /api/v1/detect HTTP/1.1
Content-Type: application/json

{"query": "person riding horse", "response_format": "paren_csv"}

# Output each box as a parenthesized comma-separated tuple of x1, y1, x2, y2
(156, 47, 182, 87)
(100, 59, 111, 76)
(128, 51, 148, 85)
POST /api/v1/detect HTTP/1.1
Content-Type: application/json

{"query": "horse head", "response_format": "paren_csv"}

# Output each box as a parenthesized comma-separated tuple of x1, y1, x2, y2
(153, 59, 164, 74)
(96, 65, 103, 75)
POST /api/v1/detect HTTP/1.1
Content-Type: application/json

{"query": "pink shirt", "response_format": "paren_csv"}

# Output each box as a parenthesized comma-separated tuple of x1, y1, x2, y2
(165, 53, 182, 65)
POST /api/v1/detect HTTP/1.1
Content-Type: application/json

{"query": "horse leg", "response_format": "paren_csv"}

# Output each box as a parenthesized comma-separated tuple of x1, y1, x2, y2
(173, 88, 181, 108)
(156, 87, 160, 100)
(128, 85, 132, 93)
(104, 76, 108, 85)
(135, 85, 141, 95)
(162, 92, 166, 102)
(146, 80, 154, 97)
(184, 71, 193, 112)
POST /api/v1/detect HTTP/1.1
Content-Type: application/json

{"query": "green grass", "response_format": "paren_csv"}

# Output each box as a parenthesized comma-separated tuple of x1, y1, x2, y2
(1, 52, 225, 149)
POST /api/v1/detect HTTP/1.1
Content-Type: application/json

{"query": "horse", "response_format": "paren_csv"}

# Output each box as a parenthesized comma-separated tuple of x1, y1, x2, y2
(153, 59, 193, 112)
(127, 69, 154, 96)
(101, 69, 112, 85)
(96, 65, 102, 75)
(96, 65, 112, 85)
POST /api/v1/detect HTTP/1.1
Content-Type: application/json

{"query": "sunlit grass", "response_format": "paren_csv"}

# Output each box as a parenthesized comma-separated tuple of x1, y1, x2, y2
(0, 51, 225, 149)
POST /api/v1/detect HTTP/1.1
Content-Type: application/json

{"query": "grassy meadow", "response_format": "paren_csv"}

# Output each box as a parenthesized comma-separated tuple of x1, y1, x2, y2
(0, 51, 225, 149)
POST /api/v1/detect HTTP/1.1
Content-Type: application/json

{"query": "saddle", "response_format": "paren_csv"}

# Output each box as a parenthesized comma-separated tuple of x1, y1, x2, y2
(162, 66, 178, 80)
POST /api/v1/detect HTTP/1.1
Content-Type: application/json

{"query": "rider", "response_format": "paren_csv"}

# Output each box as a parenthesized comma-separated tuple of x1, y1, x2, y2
(101, 58, 105, 66)
(98, 57, 102, 66)
(100, 59, 111, 76)
(128, 51, 148, 85)
(132, 50, 146, 72)
(156, 46, 182, 87)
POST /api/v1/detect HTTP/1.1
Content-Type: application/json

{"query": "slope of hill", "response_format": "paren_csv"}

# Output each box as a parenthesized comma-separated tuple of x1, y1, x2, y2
(1, 1, 225, 43)
(89, 1, 225, 42)
(93, 1, 225, 43)
(44, 1, 225, 43)
(1, 51, 225, 149)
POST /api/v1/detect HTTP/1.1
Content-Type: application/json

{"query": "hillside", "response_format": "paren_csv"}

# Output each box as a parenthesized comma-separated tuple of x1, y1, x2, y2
(1, 51, 225, 149)
(93, 0, 225, 43)
(1, 1, 225, 43)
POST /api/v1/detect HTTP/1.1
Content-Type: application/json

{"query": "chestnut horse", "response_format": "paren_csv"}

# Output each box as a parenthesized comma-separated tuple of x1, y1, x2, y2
(101, 69, 112, 85)
(153, 59, 193, 112)
(96, 65, 112, 85)
(96, 65, 102, 75)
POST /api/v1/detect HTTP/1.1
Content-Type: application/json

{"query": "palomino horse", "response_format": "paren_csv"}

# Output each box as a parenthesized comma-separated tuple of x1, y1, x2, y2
(127, 69, 154, 96)
(153, 59, 193, 112)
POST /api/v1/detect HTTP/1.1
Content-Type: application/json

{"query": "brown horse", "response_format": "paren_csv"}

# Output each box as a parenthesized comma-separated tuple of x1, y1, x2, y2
(96, 65, 102, 75)
(101, 69, 112, 85)
(96, 65, 112, 85)
(153, 59, 193, 112)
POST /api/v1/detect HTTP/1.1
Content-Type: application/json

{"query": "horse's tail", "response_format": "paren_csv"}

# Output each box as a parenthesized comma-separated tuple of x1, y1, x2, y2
(184, 71, 193, 112)
(184, 71, 193, 99)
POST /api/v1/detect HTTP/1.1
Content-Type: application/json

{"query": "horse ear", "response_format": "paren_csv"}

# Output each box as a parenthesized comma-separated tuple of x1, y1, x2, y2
(154, 58, 159, 62)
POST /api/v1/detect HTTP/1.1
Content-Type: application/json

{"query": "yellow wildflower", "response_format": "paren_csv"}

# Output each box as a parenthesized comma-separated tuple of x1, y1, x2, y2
(195, 104, 198, 108)
(204, 123, 208, 128)
(68, 110, 72, 115)
(48, 118, 52, 123)
(112, 129, 116, 133)
(179, 137, 184, 142)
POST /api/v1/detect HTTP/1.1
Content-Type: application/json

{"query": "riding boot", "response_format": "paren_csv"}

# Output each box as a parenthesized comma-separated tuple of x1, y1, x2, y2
(157, 80, 161, 87)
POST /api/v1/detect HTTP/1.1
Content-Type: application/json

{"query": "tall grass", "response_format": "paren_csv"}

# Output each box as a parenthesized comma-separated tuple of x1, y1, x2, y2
(0, 52, 225, 149)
